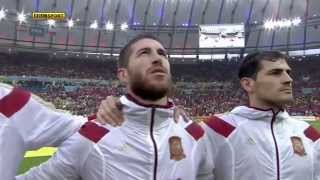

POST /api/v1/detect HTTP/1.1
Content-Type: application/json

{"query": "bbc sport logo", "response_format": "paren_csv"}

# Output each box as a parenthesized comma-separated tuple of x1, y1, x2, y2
(32, 12, 65, 21)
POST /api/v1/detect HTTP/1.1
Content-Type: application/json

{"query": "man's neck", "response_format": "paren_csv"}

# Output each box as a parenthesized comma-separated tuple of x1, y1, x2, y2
(249, 100, 284, 113)
(128, 90, 168, 106)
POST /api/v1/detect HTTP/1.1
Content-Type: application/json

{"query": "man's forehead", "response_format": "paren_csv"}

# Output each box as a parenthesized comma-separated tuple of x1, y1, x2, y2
(260, 58, 291, 71)
(131, 38, 165, 51)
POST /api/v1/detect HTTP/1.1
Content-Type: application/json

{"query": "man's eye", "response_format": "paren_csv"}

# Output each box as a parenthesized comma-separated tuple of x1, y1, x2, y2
(159, 52, 166, 56)
(270, 70, 282, 75)
(287, 71, 292, 75)
(140, 51, 148, 55)
(159, 52, 168, 58)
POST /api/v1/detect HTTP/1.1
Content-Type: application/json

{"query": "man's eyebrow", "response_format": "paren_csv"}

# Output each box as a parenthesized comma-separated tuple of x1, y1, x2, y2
(136, 47, 150, 54)
(269, 68, 283, 71)
(158, 48, 168, 55)
(267, 68, 291, 73)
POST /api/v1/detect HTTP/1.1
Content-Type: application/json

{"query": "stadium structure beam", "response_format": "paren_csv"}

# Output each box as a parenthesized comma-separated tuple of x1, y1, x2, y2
(65, 0, 75, 51)
(182, 0, 196, 51)
(270, 0, 282, 50)
(200, 0, 210, 25)
(168, 0, 180, 51)
(31, 0, 40, 48)
(255, 0, 270, 50)
(110, 0, 121, 56)
(303, 0, 310, 54)
(96, 0, 107, 51)
(2, 37, 320, 56)
(198, 0, 210, 61)
(227, 0, 241, 59)
(286, 0, 295, 55)
(241, 0, 255, 57)
(217, 0, 225, 24)
(80, 0, 91, 52)
(129, 0, 137, 26)
(13, 0, 21, 46)
(48, 0, 57, 49)
(156, 0, 167, 37)
(143, 0, 152, 31)
(230, 0, 240, 24)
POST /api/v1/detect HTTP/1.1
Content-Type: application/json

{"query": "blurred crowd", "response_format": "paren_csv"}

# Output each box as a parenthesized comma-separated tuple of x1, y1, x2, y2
(1, 52, 319, 117)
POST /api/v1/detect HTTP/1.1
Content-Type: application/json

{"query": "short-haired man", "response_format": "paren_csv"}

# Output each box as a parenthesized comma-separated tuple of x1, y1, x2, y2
(202, 51, 320, 180)
(17, 34, 213, 180)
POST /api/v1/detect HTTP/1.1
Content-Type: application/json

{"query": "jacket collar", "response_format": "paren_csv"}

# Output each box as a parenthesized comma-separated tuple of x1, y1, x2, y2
(119, 95, 174, 129)
(125, 93, 173, 109)
(230, 105, 290, 121)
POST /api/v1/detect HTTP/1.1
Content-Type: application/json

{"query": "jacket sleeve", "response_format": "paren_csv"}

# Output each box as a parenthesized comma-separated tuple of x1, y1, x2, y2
(314, 138, 320, 180)
(196, 132, 215, 180)
(0, 87, 86, 180)
(0, 123, 25, 180)
(15, 133, 95, 180)
(6, 88, 86, 150)
(201, 115, 237, 180)
(79, 145, 106, 180)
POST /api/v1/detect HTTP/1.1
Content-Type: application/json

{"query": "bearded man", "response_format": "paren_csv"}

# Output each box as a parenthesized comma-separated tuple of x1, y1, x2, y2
(17, 34, 213, 180)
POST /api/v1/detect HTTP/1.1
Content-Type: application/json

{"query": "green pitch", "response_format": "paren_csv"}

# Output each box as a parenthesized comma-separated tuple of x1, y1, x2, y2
(18, 120, 320, 175)
(18, 147, 56, 174)
(18, 156, 51, 174)
(309, 120, 320, 131)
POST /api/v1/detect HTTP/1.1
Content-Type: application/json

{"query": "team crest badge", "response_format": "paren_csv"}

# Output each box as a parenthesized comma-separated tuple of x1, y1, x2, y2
(290, 136, 306, 156)
(169, 136, 186, 161)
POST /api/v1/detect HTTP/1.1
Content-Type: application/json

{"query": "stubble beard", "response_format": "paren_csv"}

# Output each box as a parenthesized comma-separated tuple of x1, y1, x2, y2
(129, 70, 172, 101)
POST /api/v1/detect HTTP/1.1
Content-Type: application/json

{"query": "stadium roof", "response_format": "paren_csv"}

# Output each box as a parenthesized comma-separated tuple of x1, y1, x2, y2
(0, 0, 319, 58)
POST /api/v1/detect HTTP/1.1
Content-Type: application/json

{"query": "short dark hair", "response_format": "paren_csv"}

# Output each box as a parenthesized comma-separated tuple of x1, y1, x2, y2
(238, 51, 289, 79)
(118, 33, 164, 68)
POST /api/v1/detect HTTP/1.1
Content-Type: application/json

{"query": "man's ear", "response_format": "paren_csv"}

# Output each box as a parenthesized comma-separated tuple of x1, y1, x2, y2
(117, 68, 129, 85)
(240, 77, 255, 94)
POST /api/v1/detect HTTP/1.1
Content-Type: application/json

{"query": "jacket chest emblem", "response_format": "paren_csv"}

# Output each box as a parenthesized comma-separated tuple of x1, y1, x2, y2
(169, 136, 186, 161)
(247, 137, 256, 145)
(291, 136, 306, 156)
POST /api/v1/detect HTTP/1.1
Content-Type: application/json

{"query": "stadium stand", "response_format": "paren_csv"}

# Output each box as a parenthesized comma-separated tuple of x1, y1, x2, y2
(1, 53, 319, 117)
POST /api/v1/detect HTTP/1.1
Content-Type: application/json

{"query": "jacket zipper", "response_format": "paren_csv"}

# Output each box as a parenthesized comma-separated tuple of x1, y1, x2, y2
(150, 108, 158, 180)
(270, 112, 280, 180)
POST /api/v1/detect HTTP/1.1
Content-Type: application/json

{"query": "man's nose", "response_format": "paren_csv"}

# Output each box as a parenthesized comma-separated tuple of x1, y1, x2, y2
(151, 53, 163, 65)
(283, 72, 293, 85)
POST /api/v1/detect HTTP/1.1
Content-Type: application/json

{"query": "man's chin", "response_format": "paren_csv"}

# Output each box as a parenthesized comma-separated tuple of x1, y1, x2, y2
(131, 83, 170, 101)
(129, 73, 172, 101)
(147, 77, 170, 88)
(279, 97, 294, 105)
(136, 89, 168, 101)
(149, 76, 169, 84)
